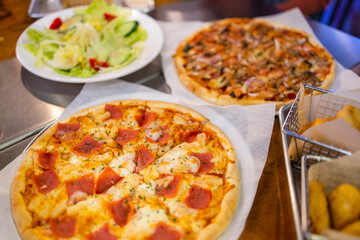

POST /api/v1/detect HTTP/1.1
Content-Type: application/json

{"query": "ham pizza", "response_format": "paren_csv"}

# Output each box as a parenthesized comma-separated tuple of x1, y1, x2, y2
(174, 18, 336, 109)
(11, 100, 240, 240)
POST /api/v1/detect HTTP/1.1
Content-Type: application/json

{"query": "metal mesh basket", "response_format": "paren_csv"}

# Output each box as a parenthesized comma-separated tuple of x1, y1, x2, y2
(300, 155, 332, 240)
(281, 85, 356, 168)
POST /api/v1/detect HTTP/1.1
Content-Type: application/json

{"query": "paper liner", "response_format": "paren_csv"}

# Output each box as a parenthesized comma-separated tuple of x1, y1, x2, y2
(1, 80, 275, 239)
(288, 86, 360, 160)
(308, 151, 360, 239)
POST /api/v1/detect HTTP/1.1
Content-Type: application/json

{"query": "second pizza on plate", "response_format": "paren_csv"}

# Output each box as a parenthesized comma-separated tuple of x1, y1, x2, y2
(174, 18, 336, 109)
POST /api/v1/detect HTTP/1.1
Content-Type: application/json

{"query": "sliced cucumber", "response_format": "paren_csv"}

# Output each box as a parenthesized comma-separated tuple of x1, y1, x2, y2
(123, 28, 147, 46)
(108, 46, 132, 65)
(116, 21, 139, 37)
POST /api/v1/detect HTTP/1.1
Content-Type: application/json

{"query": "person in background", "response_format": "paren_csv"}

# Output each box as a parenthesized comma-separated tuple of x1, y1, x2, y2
(265, 0, 331, 15)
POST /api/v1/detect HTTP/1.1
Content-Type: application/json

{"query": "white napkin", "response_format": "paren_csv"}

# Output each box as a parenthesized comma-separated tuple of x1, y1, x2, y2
(0, 80, 275, 239)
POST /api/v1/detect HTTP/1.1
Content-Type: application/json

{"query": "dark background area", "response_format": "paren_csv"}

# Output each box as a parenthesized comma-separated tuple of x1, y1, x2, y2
(314, 0, 360, 38)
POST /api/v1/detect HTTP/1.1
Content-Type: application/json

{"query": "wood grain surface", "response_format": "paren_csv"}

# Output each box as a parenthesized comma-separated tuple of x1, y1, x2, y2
(239, 118, 296, 239)
(0, 0, 35, 61)
(0, 0, 297, 239)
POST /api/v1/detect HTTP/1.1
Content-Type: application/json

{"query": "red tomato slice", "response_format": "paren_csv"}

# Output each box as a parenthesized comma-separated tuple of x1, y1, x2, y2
(49, 17, 62, 30)
(89, 58, 110, 71)
(104, 13, 116, 21)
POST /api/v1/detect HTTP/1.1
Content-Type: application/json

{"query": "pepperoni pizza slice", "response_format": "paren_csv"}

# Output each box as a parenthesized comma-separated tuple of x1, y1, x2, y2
(11, 100, 240, 240)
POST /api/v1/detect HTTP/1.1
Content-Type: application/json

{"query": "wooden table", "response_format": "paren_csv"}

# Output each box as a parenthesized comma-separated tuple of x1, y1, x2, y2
(1, 0, 359, 239)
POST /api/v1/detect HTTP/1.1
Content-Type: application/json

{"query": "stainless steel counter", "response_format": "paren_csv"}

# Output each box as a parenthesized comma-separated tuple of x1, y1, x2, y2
(0, 56, 167, 169)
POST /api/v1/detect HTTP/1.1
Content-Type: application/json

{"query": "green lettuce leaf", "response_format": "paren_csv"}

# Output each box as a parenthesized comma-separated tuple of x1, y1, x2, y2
(23, 44, 39, 56)
(54, 65, 96, 78)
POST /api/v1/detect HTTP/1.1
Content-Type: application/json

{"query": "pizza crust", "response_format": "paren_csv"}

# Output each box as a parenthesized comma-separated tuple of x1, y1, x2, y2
(174, 18, 336, 110)
(198, 123, 240, 240)
(11, 124, 56, 239)
(11, 100, 241, 240)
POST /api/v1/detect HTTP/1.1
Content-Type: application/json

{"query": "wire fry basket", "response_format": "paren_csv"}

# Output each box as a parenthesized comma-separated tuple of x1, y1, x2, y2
(300, 155, 332, 240)
(281, 85, 357, 168)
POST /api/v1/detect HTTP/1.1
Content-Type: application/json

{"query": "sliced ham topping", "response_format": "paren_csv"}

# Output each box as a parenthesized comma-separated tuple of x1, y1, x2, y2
(155, 175, 181, 198)
(65, 173, 95, 204)
(86, 224, 117, 240)
(50, 217, 76, 238)
(108, 196, 133, 227)
(149, 222, 182, 240)
(33, 169, 60, 194)
(37, 151, 58, 169)
(72, 135, 103, 156)
(105, 104, 123, 120)
(115, 129, 138, 145)
(145, 125, 170, 144)
(184, 130, 202, 143)
(191, 152, 214, 174)
(135, 111, 157, 129)
(95, 166, 122, 194)
(185, 185, 212, 210)
(134, 145, 155, 172)
(54, 123, 80, 140)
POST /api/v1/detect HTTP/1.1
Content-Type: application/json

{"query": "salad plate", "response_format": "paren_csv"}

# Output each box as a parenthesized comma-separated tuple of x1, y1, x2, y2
(16, 5, 164, 83)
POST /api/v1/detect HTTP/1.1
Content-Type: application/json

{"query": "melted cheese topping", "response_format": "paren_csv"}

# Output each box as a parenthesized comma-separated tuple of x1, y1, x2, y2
(122, 206, 172, 239)
(17, 102, 235, 239)
(110, 153, 136, 174)
(154, 143, 201, 174)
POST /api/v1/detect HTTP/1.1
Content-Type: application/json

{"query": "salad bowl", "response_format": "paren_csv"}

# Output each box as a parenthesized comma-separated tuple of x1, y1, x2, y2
(16, 4, 164, 83)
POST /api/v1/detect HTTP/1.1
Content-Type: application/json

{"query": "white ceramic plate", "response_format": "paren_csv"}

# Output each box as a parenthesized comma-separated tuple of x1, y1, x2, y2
(16, 7, 164, 83)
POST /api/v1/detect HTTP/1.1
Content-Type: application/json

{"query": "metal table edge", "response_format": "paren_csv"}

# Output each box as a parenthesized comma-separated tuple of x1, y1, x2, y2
(279, 104, 303, 240)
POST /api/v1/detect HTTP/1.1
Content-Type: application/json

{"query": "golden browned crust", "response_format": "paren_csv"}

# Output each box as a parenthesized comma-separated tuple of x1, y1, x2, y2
(11, 163, 33, 239)
(198, 123, 240, 240)
(174, 18, 336, 110)
(11, 99, 240, 240)
(11, 128, 56, 240)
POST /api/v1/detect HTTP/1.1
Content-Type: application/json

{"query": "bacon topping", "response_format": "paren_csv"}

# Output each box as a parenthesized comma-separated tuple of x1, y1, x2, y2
(155, 175, 181, 198)
(191, 152, 214, 174)
(109, 196, 133, 227)
(134, 145, 155, 172)
(185, 185, 212, 209)
(149, 222, 182, 240)
(95, 166, 122, 194)
(65, 173, 94, 204)
(115, 129, 138, 145)
(72, 135, 103, 156)
(37, 151, 58, 169)
(145, 125, 170, 144)
(86, 224, 117, 240)
(183, 130, 202, 143)
(105, 104, 123, 120)
(135, 111, 157, 129)
(54, 123, 80, 140)
(33, 169, 60, 194)
(50, 217, 76, 238)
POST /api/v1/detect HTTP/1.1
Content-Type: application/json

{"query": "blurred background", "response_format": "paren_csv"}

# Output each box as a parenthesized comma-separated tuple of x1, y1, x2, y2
(0, 0, 359, 62)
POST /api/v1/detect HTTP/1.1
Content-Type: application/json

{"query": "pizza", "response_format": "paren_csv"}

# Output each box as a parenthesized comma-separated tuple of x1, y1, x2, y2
(174, 18, 336, 109)
(11, 100, 240, 240)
